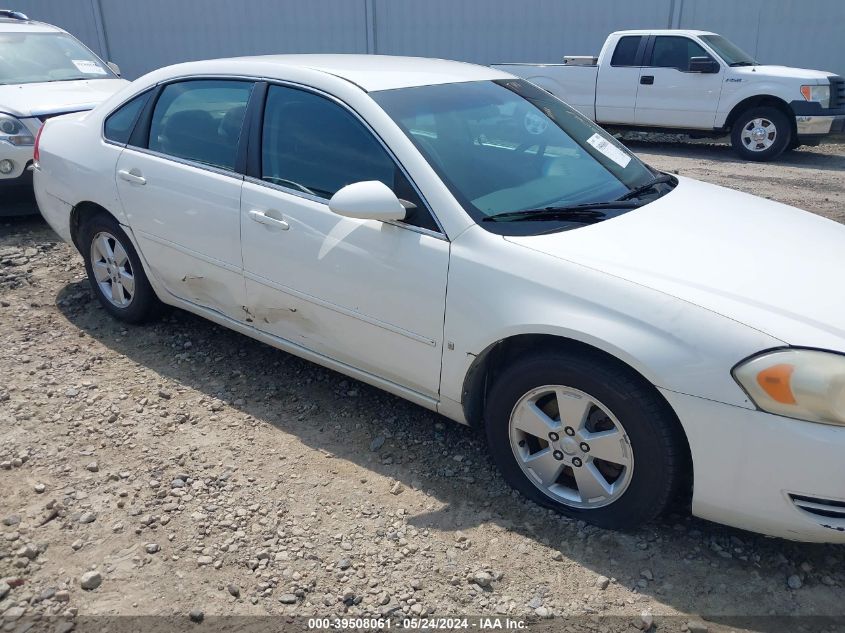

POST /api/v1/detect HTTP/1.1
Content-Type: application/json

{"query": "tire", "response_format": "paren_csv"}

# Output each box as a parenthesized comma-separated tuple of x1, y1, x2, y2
(484, 351, 686, 530)
(79, 212, 161, 324)
(730, 106, 792, 161)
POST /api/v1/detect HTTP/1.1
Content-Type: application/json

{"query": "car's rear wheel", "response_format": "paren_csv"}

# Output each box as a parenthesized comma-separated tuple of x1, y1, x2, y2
(730, 106, 791, 161)
(80, 213, 160, 323)
(485, 351, 686, 529)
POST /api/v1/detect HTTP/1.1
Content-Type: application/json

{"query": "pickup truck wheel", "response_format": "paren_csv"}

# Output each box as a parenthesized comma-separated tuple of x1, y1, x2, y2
(80, 213, 161, 324)
(731, 106, 791, 161)
(484, 352, 685, 530)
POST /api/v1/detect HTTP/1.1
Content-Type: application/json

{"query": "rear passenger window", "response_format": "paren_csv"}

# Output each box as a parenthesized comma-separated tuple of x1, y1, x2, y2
(610, 36, 643, 67)
(148, 80, 253, 170)
(104, 91, 151, 144)
(260, 85, 438, 232)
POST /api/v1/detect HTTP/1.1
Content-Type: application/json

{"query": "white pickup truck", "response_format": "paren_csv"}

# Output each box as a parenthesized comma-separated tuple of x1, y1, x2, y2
(494, 30, 845, 161)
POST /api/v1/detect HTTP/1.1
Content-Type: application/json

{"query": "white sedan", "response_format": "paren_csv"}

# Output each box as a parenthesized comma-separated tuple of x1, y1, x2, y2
(33, 55, 845, 542)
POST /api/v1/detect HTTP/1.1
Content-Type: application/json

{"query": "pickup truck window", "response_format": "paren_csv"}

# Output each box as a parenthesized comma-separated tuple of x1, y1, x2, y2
(649, 36, 710, 71)
(610, 36, 643, 67)
(700, 35, 757, 67)
(373, 79, 661, 235)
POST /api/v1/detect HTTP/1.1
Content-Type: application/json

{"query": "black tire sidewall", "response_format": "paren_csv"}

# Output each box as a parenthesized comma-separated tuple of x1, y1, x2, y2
(80, 214, 158, 324)
(731, 106, 792, 161)
(485, 353, 680, 530)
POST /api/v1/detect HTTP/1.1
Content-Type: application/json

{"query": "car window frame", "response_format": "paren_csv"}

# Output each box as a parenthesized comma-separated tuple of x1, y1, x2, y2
(101, 88, 154, 147)
(642, 35, 719, 73)
(243, 79, 446, 240)
(609, 35, 647, 68)
(114, 76, 258, 181)
(144, 77, 256, 174)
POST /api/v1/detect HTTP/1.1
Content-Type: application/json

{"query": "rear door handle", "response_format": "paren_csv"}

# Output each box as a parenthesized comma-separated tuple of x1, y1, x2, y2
(118, 169, 146, 185)
(640, 75, 654, 85)
(249, 209, 290, 230)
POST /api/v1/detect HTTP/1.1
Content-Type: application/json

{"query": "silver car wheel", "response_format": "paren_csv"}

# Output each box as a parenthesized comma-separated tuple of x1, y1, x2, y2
(508, 385, 634, 509)
(741, 117, 777, 152)
(90, 231, 135, 308)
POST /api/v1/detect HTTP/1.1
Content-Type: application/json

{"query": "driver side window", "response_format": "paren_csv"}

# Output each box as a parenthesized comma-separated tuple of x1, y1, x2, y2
(260, 85, 439, 233)
(650, 36, 709, 71)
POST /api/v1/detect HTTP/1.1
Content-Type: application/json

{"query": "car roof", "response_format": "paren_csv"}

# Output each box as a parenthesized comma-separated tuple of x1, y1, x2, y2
(165, 54, 513, 92)
(0, 19, 63, 33)
(611, 29, 717, 37)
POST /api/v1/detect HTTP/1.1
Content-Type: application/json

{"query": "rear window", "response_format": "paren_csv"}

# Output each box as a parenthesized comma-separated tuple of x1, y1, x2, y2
(610, 36, 643, 67)
(148, 80, 253, 171)
(104, 91, 151, 144)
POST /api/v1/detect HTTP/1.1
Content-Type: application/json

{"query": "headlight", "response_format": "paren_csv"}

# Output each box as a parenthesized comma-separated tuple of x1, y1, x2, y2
(0, 113, 35, 146)
(800, 85, 831, 108)
(733, 349, 845, 426)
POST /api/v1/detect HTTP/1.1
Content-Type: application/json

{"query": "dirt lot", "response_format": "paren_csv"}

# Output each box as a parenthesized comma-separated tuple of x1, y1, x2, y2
(1, 141, 844, 632)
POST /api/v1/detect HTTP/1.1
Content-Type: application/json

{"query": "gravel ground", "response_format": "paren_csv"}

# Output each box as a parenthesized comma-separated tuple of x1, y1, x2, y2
(1, 141, 844, 632)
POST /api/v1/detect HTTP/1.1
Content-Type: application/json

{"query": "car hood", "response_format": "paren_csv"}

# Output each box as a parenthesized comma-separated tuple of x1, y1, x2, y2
(734, 65, 834, 82)
(0, 79, 128, 118)
(504, 176, 845, 350)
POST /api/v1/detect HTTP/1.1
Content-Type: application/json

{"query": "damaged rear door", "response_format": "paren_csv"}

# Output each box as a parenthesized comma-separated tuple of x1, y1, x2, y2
(114, 78, 254, 321)
(239, 83, 448, 397)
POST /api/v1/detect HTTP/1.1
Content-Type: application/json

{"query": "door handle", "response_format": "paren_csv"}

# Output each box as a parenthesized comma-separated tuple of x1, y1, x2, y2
(118, 169, 146, 185)
(249, 209, 290, 230)
(640, 75, 654, 85)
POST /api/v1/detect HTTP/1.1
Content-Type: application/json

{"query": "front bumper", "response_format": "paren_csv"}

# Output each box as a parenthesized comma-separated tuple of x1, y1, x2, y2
(795, 114, 845, 137)
(0, 139, 35, 180)
(660, 388, 845, 543)
(790, 99, 845, 142)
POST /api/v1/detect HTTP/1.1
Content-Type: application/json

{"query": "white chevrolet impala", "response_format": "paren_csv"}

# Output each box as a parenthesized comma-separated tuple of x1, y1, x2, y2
(33, 55, 845, 542)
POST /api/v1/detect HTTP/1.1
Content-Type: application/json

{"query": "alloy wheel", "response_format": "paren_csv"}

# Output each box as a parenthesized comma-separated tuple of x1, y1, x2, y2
(90, 231, 135, 308)
(508, 385, 634, 509)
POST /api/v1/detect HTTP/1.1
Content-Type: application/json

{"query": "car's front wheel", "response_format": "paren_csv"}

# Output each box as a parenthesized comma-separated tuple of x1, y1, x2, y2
(485, 351, 686, 529)
(730, 106, 791, 161)
(80, 212, 161, 323)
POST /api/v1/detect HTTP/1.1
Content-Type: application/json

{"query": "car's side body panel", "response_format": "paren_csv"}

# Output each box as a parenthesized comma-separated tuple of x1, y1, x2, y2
(114, 149, 247, 322)
(240, 179, 450, 397)
(35, 113, 128, 227)
(439, 225, 783, 414)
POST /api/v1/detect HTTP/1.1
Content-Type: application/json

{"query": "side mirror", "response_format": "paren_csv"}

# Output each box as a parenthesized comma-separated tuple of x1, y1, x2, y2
(107, 61, 121, 77)
(329, 181, 406, 222)
(689, 57, 719, 73)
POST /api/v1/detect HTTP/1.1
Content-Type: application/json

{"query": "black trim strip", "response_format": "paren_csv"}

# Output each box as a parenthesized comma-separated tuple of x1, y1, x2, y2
(237, 81, 266, 176)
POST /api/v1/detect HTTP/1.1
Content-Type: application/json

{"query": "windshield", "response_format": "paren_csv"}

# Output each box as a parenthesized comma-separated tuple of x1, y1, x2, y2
(373, 79, 663, 234)
(700, 35, 757, 66)
(0, 32, 114, 85)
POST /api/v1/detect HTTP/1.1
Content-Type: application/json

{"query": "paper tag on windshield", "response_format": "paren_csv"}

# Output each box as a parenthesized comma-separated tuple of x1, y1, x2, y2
(586, 133, 631, 168)
(71, 59, 107, 75)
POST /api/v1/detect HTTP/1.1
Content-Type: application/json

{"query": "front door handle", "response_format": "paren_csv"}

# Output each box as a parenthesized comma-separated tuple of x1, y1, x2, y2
(118, 169, 146, 185)
(249, 209, 290, 230)
(640, 75, 654, 85)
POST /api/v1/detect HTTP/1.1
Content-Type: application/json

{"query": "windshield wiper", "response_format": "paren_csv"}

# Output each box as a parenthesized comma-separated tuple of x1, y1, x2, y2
(483, 200, 640, 223)
(615, 174, 676, 201)
(729, 61, 756, 67)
